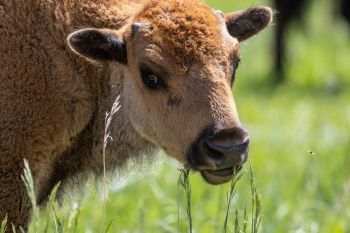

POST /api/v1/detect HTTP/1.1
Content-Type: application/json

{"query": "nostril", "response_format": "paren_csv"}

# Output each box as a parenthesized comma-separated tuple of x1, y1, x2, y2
(205, 137, 250, 153)
(203, 142, 225, 166)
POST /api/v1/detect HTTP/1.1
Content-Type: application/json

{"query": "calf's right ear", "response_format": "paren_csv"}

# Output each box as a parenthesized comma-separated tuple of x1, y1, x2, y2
(67, 28, 127, 64)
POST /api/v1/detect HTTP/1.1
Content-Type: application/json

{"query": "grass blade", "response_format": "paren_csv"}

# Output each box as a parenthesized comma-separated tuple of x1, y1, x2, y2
(21, 159, 38, 233)
(234, 207, 240, 233)
(0, 216, 7, 233)
(178, 168, 192, 233)
(223, 168, 244, 233)
(249, 162, 262, 233)
(243, 203, 248, 233)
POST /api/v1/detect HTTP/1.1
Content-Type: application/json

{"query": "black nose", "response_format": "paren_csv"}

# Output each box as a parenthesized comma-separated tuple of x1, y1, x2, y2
(204, 127, 249, 167)
(190, 127, 249, 170)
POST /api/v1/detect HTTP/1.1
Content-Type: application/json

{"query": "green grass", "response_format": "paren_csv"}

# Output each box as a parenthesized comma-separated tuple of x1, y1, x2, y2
(3, 0, 350, 232)
(1, 158, 262, 233)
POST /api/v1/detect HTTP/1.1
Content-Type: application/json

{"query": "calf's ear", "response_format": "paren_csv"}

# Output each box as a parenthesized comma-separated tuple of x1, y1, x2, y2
(225, 6, 273, 42)
(67, 28, 127, 64)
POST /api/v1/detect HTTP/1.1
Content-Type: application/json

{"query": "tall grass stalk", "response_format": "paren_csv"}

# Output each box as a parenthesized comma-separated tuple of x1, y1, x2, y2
(243, 203, 248, 233)
(250, 162, 262, 233)
(234, 207, 240, 233)
(0, 216, 8, 233)
(100, 96, 121, 233)
(223, 168, 244, 233)
(67, 202, 80, 233)
(43, 182, 61, 233)
(177, 162, 262, 233)
(177, 167, 192, 233)
(21, 159, 38, 233)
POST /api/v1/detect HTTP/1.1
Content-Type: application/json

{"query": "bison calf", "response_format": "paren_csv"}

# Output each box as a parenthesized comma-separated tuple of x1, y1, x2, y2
(0, 0, 273, 230)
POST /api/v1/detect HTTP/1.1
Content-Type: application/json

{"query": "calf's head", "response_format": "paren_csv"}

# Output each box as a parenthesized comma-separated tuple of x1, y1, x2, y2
(67, 0, 273, 185)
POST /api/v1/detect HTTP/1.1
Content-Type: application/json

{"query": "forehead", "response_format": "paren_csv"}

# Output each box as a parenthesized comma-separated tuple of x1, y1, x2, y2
(133, 0, 238, 69)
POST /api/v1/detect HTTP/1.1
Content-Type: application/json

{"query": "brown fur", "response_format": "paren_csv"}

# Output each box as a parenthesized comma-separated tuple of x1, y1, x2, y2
(136, 0, 222, 66)
(0, 0, 272, 230)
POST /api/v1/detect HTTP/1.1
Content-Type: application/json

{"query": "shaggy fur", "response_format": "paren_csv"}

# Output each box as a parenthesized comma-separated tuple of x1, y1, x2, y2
(136, 1, 222, 66)
(0, 0, 272, 231)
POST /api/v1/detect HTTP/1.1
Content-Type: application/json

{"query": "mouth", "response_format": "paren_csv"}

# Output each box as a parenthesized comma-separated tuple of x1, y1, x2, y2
(200, 165, 243, 185)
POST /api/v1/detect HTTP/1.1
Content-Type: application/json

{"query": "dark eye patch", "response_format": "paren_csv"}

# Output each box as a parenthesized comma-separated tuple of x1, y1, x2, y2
(139, 64, 167, 90)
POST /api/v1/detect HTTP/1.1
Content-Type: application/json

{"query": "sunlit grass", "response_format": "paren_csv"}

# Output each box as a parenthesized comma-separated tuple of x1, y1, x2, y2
(176, 164, 263, 233)
(223, 167, 244, 233)
(177, 168, 192, 233)
(1, 216, 8, 233)
(9, 161, 263, 233)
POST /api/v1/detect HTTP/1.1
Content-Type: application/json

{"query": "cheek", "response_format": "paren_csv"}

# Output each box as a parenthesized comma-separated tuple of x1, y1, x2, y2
(123, 76, 169, 143)
(121, 63, 189, 155)
(123, 77, 151, 130)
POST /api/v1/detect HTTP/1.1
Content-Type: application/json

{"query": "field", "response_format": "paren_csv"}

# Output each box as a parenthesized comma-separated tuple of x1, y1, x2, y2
(3, 0, 350, 232)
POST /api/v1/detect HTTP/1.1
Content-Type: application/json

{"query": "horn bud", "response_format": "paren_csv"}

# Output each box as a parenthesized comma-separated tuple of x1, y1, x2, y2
(131, 22, 142, 32)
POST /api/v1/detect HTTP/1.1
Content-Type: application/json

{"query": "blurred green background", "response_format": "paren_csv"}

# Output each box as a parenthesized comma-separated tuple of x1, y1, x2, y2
(30, 0, 350, 232)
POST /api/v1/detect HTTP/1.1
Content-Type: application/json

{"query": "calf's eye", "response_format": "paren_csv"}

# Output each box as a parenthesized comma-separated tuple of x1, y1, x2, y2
(140, 67, 165, 90)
